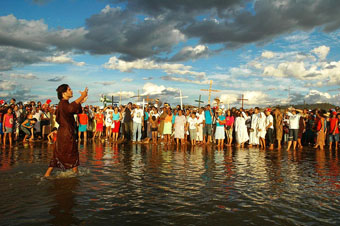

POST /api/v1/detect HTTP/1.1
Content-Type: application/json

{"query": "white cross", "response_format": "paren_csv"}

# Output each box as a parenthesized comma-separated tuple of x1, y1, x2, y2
(174, 89, 188, 109)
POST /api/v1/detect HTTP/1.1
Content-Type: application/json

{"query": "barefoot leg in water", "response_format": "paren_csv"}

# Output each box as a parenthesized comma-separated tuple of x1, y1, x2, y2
(44, 167, 53, 177)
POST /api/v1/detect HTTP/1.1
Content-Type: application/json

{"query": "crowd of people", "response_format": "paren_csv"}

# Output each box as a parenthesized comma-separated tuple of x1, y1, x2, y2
(0, 97, 339, 151)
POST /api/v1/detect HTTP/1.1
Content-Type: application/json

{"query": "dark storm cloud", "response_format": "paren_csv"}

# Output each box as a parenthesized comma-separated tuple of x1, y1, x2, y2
(82, 6, 184, 58)
(183, 0, 340, 46)
(0, 46, 44, 71)
(47, 76, 65, 82)
(2, 0, 340, 68)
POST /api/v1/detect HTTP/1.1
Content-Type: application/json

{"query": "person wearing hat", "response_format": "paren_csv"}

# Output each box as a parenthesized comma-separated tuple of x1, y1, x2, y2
(286, 107, 303, 151)
(328, 111, 339, 150)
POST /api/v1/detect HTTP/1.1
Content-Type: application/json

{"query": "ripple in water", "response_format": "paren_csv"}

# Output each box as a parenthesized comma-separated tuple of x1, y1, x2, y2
(0, 142, 339, 225)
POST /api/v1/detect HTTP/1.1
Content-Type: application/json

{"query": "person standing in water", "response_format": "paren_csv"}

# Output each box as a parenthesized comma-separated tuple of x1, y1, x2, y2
(44, 84, 88, 177)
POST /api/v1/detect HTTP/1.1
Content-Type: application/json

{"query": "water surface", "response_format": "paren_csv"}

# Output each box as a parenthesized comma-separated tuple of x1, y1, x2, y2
(0, 142, 339, 225)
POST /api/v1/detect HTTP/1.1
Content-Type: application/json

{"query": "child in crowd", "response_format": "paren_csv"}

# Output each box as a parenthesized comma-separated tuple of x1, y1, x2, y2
(150, 115, 158, 144)
(47, 127, 58, 144)
(3, 108, 14, 147)
(21, 118, 37, 143)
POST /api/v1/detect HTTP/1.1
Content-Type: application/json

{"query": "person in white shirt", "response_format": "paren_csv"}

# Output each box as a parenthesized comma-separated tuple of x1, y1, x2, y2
(235, 111, 249, 148)
(104, 106, 113, 139)
(249, 107, 260, 147)
(187, 112, 198, 145)
(131, 103, 144, 142)
(265, 108, 274, 150)
(105, 111, 113, 140)
(286, 107, 303, 150)
(257, 112, 267, 149)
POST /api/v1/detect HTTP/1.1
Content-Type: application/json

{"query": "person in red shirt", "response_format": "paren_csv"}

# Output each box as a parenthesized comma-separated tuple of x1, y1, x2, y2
(329, 111, 339, 150)
(78, 108, 89, 141)
(93, 108, 104, 140)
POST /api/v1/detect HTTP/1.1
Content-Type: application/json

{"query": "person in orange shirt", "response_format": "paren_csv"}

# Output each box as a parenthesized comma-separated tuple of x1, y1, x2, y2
(47, 127, 58, 144)
(78, 108, 88, 141)
(93, 108, 104, 139)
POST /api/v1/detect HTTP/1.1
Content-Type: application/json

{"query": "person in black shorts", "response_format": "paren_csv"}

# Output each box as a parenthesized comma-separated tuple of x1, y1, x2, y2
(150, 116, 158, 144)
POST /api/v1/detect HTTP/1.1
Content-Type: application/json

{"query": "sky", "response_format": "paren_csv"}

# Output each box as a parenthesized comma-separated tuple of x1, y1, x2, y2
(1, 0, 340, 107)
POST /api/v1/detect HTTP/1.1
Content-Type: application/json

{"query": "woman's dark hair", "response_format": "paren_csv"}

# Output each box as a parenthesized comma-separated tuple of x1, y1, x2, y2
(56, 84, 69, 100)
(51, 127, 58, 132)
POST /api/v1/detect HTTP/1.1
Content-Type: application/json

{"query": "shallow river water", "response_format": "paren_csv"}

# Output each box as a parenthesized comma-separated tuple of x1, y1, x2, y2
(0, 141, 339, 225)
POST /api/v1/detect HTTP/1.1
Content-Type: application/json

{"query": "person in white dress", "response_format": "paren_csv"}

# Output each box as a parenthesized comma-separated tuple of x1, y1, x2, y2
(174, 110, 187, 145)
(196, 108, 205, 144)
(235, 111, 249, 148)
(249, 107, 260, 147)
(257, 112, 267, 149)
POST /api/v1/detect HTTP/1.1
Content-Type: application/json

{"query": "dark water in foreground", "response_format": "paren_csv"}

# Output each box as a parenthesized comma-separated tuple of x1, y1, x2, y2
(0, 141, 339, 225)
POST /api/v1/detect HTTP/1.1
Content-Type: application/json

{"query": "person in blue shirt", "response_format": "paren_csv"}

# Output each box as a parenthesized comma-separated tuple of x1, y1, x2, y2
(204, 105, 213, 144)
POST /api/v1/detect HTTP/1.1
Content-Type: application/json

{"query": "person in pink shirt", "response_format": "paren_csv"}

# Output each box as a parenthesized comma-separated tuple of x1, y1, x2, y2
(3, 108, 14, 147)
(225, 110, 234, 146)
(328, 111, 339, 150)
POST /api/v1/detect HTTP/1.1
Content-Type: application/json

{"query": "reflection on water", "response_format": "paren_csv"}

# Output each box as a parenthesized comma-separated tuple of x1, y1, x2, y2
(0, 141, 340, 225)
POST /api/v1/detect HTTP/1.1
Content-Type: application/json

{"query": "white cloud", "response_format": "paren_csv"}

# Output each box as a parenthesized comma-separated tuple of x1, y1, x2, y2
(263, 61, 312, 79)
(121, 78, 133, 82)
(261, 51, 275, 59)
(45, 54, 85, 66)
(143, 77, 153, 80)
(0, 80, 17, 91)
(95, 80, 116, 86)
(170, 44, 210, 61)
(304, 90, 338, 105)
(2, 73, 38, 80)
(284, 33, 309, 42)
(107, 91, 135, 99)
(103, 56, 205, 77)
(161, 75, 211, 85)
(311, 45, 330, 60)
(141, 82, 178, 96)
(218, 91, 272, 107)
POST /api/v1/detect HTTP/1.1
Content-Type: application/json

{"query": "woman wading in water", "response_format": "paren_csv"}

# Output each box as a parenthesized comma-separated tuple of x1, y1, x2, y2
(44, 84, 88, 177)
